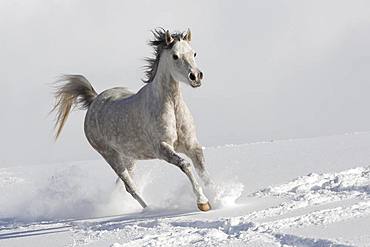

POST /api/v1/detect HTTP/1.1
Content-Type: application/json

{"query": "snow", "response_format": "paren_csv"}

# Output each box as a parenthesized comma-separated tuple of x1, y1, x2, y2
(1, 132, 370, 246)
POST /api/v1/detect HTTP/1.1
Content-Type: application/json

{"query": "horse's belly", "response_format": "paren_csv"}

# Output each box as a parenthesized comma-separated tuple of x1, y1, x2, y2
(116, 139, 157, 160)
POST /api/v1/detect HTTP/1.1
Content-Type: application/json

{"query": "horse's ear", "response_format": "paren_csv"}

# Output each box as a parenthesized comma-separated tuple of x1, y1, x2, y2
(165, 30, 174, 45)
(183, 28, 192, 42)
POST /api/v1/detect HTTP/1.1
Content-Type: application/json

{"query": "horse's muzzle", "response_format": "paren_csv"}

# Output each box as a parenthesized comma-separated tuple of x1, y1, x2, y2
(189, 70, 203, 88)
(190, 81, 201, 88)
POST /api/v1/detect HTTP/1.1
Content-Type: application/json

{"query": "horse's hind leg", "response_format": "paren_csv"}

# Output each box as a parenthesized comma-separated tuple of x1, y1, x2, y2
(119, 168, 147, 208)
(102, 150, 147, 208)
(159, 142, 210, 211)
(115, 161, 135, 184)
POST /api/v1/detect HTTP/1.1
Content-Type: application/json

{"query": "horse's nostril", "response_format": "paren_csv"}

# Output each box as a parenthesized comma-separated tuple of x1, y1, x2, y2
(199, 72, 203, 79)
(189, 72, 196, 81)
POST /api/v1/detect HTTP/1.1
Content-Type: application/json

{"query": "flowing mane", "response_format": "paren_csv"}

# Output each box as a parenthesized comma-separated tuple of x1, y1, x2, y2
(143, 28, 185, 83)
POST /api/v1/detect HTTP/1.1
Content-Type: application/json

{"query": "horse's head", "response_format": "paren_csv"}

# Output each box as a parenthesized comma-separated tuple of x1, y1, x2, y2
(162, 29, 203, 88)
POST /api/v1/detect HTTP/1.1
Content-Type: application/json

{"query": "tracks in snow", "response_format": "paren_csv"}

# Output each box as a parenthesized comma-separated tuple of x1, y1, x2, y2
(69, 166, 370, 246)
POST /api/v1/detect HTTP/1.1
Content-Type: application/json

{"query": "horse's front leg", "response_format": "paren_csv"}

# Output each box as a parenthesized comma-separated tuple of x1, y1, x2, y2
(159, 142, 211, 211)
(184, 144, 212, 186)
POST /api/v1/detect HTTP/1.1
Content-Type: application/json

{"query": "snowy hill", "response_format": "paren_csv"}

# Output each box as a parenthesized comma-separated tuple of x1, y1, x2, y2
(1, 132, 370, 246)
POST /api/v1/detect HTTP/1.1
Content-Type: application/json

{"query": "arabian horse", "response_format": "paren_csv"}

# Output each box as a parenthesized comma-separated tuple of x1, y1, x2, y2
(52, 28, 212, 211)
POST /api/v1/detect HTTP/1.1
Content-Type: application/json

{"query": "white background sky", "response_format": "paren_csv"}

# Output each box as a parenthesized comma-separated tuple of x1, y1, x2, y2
(1, 0, 370, 166)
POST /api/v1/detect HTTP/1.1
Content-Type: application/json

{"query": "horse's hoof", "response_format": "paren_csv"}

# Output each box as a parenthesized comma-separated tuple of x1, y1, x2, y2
(197, 202, 211, 212)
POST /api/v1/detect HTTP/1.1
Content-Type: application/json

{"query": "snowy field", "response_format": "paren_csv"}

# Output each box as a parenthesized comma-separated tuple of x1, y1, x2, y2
(1, 1, 370, 246)
(1, 132, 370, 246)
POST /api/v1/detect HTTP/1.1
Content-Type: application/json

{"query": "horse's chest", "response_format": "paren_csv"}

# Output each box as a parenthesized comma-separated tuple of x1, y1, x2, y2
(152, 107, 176, 139)
(175, 109, 197, 147)
(154, 102, 194, 146)
(157, 112, 187, 137)
(175, 116, 189, 139)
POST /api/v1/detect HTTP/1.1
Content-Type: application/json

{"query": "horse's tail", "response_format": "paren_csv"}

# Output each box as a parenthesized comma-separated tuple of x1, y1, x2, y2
(51, 75, 98, 140)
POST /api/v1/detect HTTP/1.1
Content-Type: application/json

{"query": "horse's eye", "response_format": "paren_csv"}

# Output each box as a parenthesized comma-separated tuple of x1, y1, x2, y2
(172, 54, 179, 60)
(194, 53, 197, 57)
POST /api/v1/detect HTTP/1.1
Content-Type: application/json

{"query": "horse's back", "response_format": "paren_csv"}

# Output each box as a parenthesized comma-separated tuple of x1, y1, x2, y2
(87, 87, 134, 112)
(97, 87, 134, 102)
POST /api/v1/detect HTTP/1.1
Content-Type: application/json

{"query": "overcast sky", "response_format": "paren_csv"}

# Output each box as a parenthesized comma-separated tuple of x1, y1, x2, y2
(1, 0, 370, 166)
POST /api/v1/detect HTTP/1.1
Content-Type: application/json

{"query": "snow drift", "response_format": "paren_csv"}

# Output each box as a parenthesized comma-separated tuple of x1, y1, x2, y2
(1, 132, 370, 246)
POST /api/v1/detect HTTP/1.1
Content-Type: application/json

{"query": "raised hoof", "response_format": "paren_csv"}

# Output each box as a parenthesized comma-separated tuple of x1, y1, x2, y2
(197, 202, 211, 212)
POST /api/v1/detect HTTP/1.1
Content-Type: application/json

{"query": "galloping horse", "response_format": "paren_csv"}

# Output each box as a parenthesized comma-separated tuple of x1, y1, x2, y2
(52, 28, 212, 211)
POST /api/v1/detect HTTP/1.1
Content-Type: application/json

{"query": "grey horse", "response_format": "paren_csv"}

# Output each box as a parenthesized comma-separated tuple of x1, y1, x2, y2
(52, 28, 212, 211)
